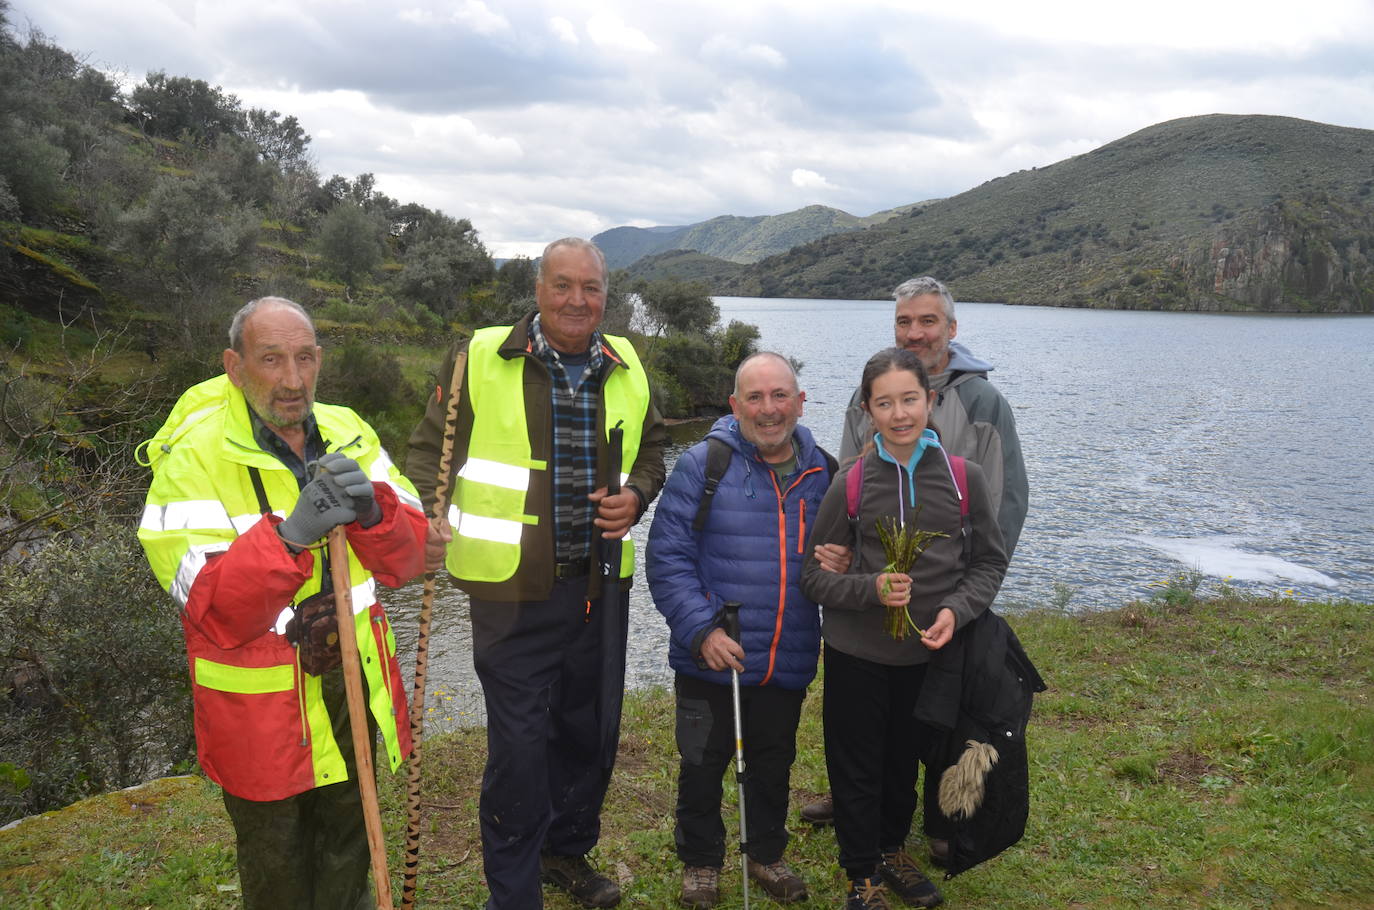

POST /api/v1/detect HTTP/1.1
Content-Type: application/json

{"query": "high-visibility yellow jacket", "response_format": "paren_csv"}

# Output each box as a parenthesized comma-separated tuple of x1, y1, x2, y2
(406, 314, 667, 603)
(139, 376, 427, 801)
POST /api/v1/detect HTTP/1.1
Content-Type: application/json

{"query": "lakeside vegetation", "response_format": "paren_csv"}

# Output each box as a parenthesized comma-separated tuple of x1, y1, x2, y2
(3, 584, 1372, 908)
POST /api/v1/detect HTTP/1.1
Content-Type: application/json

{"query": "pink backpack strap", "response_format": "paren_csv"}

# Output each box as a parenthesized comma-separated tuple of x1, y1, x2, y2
(845, 459, 863, 520)
(949, 455, 969, 518)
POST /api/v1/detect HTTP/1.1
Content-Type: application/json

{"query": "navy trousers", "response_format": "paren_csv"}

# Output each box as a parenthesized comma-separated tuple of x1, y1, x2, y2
(470, 576, 629, 910)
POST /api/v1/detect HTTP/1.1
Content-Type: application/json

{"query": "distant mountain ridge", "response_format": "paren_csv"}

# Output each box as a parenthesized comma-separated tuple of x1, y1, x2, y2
(710, 114, 1374, 312)
(594, 202, 927, 269)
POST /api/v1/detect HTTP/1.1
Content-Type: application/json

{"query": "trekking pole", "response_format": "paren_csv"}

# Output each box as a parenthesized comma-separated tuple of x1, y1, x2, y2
(723, 600, 749, 910)
(329, 527, 395, 910)
(402, 352, 467, 910)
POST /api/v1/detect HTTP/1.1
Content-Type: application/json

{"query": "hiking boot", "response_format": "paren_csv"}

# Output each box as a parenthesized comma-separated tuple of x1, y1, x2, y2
(877, 849, 943, 907)
(927, 838, 950, 869)
(540, 853, 621, 908)
(799, 793, 834, 826)
(680, 865, 720, 909)
(846, 875, 893, 910)
(747, 857, 808, 903)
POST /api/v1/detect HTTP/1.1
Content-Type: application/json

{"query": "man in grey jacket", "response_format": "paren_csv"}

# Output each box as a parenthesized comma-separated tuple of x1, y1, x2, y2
(805, 276, 1030, 860)
(838, 276, 1028, 558)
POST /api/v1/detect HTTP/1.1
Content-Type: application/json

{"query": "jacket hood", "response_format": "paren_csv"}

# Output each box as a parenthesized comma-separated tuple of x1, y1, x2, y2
(946, 340, 994, 375)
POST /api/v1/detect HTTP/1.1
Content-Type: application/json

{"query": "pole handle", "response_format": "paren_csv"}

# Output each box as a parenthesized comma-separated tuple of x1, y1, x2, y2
(723, 601, 742, 645)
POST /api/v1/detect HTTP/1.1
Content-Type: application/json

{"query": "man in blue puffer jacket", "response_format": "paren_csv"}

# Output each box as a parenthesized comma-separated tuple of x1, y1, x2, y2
(648, 352, 838, 909)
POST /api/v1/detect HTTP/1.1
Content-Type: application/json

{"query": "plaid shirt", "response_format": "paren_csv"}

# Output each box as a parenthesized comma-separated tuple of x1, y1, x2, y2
(529, 315, 604, 563)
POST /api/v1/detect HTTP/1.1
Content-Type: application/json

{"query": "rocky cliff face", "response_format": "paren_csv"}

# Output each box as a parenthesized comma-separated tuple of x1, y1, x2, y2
(1182, 196, 1374, 312)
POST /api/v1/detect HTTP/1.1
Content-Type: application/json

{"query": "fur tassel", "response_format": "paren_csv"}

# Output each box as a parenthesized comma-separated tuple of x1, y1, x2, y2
(938, 740, 1000, 819)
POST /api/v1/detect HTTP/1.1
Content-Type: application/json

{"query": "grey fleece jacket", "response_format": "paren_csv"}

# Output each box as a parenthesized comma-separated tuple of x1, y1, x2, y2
(801, 444, 1008, 666)
(838, 341, 1029, 557)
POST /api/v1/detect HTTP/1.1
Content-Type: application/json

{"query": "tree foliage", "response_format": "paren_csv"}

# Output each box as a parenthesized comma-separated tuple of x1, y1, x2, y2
(633, 276, 719, 336)
(128, 70, 243, 143)
(318, 202, 387, 288)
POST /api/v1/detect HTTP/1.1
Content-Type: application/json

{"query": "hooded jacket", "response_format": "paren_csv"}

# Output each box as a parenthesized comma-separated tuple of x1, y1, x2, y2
(801, 442, 1008, 667)
(839, 341, 1028, 556)
(139, 377, 428, 800)
(647, 416, 832, 690)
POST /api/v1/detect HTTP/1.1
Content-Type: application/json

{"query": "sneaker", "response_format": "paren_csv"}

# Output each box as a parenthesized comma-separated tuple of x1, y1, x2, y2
(846, 875, 893, 910)
(540, 853, 621, 908)
(927, 838, 950, 869)
(746, 857, 808, 903)
(680, 865, 720, 909)
(799, 793, 834, 826)
(877, 849, 943, 908)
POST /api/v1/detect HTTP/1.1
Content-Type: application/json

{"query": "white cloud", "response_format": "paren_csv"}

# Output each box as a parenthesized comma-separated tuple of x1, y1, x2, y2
(586, 15, 658, 53)
(13, 0, 1374, 251)
(549, 16, 579, 44)
(701, 34, 785, 69)
(791, 168, 837, 190)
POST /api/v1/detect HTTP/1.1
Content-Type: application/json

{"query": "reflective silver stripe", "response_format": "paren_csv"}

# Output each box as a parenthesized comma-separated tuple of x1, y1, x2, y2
(458, 457, 530, 491)
(619, 471, 630, 487)
(447, 504, 524, 545)
(368, 450, 397, 482)
(231, 511, 277, 535)
(141, 499, 235, 532)
(170, 541, 231, 606)
(388, 481, 422, 512)
(268, 580, 374, 634)
(351, 578, 375, 614)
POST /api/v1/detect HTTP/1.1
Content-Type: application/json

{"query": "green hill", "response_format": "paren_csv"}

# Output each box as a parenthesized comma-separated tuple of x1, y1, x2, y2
(594, 203, 932, 269)
(718, 114, 1374, 312)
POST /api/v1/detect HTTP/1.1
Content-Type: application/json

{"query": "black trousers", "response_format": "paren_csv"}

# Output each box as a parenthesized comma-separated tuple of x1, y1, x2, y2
(222, 666, 378, 910)
(673, 673, 805, 868)
(822, 643, 940, 880)
(470, 577, 629, 910)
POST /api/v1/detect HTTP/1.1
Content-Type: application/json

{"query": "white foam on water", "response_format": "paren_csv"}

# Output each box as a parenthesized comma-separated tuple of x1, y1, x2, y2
(1132, 535, 1338, 587)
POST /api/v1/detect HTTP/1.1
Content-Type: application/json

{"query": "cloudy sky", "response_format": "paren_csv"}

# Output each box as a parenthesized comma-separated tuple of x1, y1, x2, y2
(12, 0, 1374, 257)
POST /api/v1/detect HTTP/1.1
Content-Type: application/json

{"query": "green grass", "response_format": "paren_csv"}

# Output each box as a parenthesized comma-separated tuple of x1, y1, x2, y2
(2, 593, 1371, 908)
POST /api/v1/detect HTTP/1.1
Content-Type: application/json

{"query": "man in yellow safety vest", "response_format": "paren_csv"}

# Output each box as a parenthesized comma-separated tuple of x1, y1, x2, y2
(407, 238, 666, 909)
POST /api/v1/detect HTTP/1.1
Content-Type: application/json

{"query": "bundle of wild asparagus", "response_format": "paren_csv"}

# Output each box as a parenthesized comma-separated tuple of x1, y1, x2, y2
(876, 513, 947, 641)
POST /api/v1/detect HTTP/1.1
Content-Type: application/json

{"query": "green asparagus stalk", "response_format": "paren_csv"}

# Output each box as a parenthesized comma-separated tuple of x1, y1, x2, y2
(876, 513, 947, 641)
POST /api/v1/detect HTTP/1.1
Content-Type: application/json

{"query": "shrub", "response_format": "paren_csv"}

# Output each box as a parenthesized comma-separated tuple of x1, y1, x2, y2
(0, 523, 194, 823)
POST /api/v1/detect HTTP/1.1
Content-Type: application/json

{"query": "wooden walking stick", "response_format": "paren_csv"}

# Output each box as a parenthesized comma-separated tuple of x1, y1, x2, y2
(401, 352, 467, 910)
(329, 527, 395, 910)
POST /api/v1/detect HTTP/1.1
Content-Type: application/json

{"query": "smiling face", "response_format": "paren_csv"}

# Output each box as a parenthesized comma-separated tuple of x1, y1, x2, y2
(729, 354, 804, 462)
(862, 365, 936, 461)
(223, 302, 321, 433)
(535, 243, 607, 354)
(894, 292, 957, 374)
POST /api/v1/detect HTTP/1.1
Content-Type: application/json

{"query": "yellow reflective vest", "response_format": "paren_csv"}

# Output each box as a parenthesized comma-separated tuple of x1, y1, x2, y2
(446, 326, 649, 584)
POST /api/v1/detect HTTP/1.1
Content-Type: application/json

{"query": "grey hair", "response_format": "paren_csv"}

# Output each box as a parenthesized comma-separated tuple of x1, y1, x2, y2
(732, 351, 799, 398)
(536, 237, 609, 291)
(228, 296, 315, 352)
(894, 276, 955, 322)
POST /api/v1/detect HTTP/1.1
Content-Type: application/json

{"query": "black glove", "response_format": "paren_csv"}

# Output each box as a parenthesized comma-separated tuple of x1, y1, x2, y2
(317, 452, 380, 528)
(278, 454, 364, 546)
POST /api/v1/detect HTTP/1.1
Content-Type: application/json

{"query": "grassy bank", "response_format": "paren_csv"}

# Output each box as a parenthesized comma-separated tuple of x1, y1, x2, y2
(3, 590, 1372, 909)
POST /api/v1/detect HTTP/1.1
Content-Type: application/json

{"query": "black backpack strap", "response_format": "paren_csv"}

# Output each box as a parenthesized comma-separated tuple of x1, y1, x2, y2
(691, 437, 733, 533)
(247, 466, 272, 515)
(818, 445, 838, 479)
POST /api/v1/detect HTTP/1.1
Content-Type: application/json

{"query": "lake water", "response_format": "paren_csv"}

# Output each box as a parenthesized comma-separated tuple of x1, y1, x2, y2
(391, 298, 1374, 729)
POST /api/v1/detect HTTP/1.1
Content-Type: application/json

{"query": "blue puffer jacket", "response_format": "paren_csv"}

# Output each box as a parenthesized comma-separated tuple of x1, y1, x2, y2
(647, 416, 834, 690)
